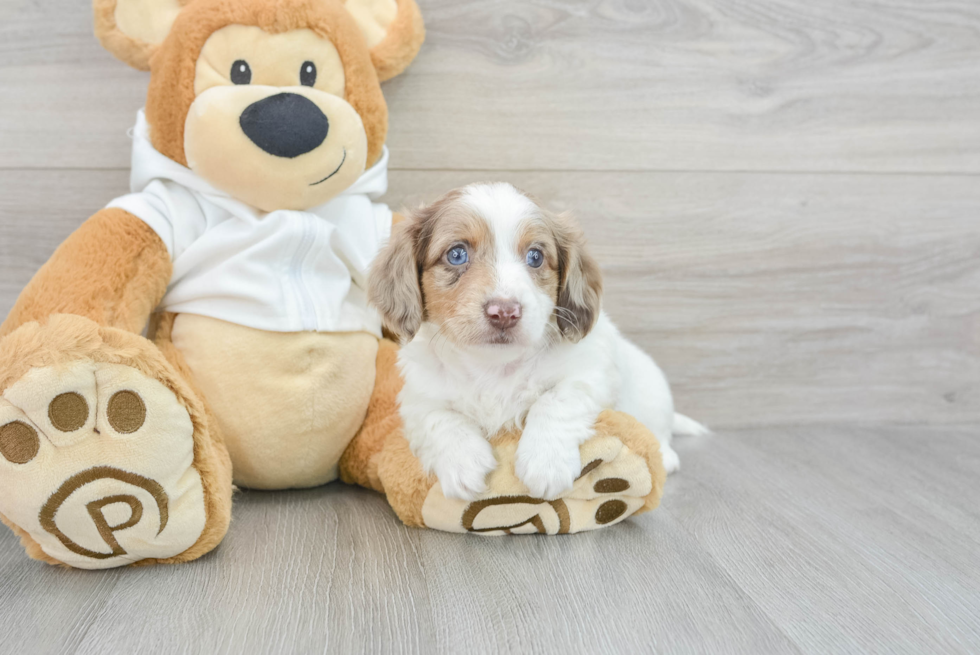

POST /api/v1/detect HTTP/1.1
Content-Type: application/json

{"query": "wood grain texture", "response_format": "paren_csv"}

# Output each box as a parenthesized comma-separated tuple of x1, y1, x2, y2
(2, 0, 980, 171)
(2, 0, 979, 652)
(3, 169, 977, 429)
(668, 424, 980, 654)
(1, 425, 978, 654)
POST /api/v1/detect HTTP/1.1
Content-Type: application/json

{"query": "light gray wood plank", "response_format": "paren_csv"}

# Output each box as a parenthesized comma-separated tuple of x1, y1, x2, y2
(2, 424, 976, 654)
(2, 169, 978, 430)
(68, 488, 437, 655)
(384, 169, 980, 430)
(413, 510, 799, 654)
(666, 424, 980, 653)
(0, 536, 122, 654)
(50, 485, 798, 655)
(1, 1, 979, 653)
(2, 0, 979, 172)
(0, 170, 130, 289)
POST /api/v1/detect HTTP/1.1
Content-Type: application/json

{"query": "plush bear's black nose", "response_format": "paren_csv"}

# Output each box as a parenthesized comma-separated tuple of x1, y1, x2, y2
(239, 93, 329, 158)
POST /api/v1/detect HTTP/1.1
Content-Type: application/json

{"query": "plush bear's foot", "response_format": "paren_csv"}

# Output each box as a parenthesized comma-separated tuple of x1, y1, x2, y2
(420, 431, 663, 535)
(342, 342, 667, 535)
(0, 316, 229, 569)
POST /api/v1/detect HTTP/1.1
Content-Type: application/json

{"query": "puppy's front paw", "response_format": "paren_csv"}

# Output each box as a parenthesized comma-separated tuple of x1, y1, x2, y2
(433, 439, 497, 501)
(515, 439, 581, 500)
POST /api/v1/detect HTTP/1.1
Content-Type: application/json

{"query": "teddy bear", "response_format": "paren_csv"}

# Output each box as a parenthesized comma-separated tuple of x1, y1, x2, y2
(0, 0, 666, 569)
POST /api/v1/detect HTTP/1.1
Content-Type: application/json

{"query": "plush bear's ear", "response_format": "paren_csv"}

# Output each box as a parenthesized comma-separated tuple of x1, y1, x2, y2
(344, 0, 425, 82)
(93, 0, 186, 70)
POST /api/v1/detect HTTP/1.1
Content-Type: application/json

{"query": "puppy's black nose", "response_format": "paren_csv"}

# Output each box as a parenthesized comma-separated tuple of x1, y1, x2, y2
(239, 93, 328, 158)
(485, 299, 522, 330)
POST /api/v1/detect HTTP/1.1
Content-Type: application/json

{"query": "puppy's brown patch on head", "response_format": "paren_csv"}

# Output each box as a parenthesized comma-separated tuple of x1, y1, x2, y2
(419, 201, 498, 345)
(543, 210, 602, 342)
(370, 183, 604, 347)
(369, 189, 471, 341)
(516, 216, 561, 310)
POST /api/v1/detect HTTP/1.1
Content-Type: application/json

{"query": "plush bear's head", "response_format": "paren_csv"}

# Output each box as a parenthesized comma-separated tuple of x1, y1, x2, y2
(94, 0, 423, 211)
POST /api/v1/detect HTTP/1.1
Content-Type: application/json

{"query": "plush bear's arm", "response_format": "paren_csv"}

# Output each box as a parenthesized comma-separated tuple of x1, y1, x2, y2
(0, 208, 171, 339)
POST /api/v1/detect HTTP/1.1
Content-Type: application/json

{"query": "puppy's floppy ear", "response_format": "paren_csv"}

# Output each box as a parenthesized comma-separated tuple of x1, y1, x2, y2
(93, 0, 185, 70)
(369, 216, 424, 341)
(552, 212, 603, 342)
(344, 0, 425, 81)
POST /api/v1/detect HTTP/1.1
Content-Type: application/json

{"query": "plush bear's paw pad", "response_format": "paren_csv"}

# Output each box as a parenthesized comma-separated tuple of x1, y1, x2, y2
(0, 361, 206, 568)
(421, 436, 656, 535)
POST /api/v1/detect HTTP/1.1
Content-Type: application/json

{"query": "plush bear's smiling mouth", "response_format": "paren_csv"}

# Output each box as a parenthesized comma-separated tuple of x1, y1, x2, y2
(310, 148, 347, 186)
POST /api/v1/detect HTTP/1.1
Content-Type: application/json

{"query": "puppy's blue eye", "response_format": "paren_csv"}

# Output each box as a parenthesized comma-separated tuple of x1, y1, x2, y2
(526, 248, 544, 268)
(447, 246, 468, 266)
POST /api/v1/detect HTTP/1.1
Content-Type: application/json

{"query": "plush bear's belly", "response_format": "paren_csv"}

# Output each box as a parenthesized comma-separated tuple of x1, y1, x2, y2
(169, 314, 378, 490)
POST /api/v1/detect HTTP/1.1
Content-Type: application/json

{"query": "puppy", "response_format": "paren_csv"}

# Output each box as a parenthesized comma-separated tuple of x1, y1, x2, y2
(369, 183, 705, 501)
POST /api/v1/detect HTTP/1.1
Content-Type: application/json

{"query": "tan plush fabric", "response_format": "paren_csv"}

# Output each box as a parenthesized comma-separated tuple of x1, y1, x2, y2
(420, 417, 665, 535)
(365, 0, 424, 82)
(148, 312, 234, 565)
(95, 0, 423, 81)
(1, 0, 430, 568)
(93, 0, 188, 70)
(171, 314, 378, 490)
(0, 209, 172, 340)
(0, 315, 232, 568)
(5, 0, 668, 564)
(113, 0, 184, 60)
(343, 0, 396, 48)
(1, 362, 207, 569)
(185, 24, 370, 211)
(339, 341, 667, 534)
(184, 82, 368, 211)
(194, 25, 347, 96)
(338, 338, 437, 529)
(144, 0, 389, 168)
(0, 511, 64, 567)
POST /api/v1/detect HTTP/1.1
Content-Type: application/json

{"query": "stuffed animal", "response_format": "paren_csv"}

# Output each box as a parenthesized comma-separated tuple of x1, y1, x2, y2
(0, 0, 666, 569)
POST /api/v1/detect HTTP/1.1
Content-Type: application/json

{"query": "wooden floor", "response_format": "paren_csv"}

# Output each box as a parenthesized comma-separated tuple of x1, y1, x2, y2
(1, 0, 978, 653)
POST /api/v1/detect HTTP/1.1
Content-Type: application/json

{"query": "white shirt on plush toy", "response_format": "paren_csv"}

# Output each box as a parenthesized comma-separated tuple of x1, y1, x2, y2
(107, 109, 391, 336)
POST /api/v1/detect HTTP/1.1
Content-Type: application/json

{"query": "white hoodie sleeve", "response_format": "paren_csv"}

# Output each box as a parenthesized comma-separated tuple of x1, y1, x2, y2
(107, 180, 210, 261)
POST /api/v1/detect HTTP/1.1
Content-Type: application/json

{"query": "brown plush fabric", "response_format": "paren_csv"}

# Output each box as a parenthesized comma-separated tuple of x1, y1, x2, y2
(601, 412, 667, 515)
(339, 338, 402, 493)
(376, 423, 432, 527)
(145, 0, 389, 169)
(0, 208, 171, 340)
(338, 339, 667, 529)
(339, 337, 433, 526)
(0, 511, 66, 567)
(371, 0, 424, 82)
(0, 314, 233, 567)
(405, 411, 665, 531)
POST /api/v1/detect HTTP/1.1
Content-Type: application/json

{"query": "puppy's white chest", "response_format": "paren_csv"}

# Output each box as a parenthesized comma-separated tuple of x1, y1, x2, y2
(449, 368, 551, 435)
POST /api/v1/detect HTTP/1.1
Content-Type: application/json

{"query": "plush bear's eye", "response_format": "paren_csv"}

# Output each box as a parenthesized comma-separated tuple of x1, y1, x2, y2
(230, 60, 251, 85)
(300, 61, 317, 87)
